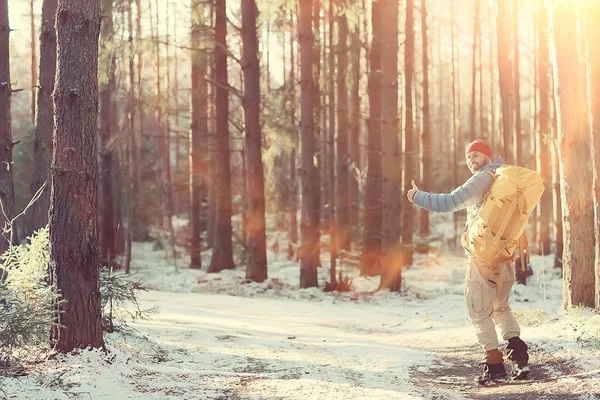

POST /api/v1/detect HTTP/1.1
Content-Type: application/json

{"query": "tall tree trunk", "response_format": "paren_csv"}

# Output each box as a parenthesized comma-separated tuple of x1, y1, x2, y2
(451, 0, 460, 241)
(288, 10, 298, 259)
(419, 0, 430, 237)
(164, 2, 176, 267)
(99, 0, 116, 264)
(242, 0, 267, 282)
(327, 0, 337, 280)
(469, 0, 480, 143)
(380, 0, 402, 290)
(312, 0, 321, 264)
(552, 71, 563, 269)
(125, 4, 135, 274)
(497, 0, 513, 163)
(207, 0, 235, 272)
(402, 0, 415, 255)
(349, 18, 360, 230)
(133, 0, 148, 241)
(551, 1, 595, 308)
(512, 0, 522, 165)
(336, 12, 350, 252)
(30, 0, 57, 234)
(584, 2, 600, 312)
(30, 0, 36, 125)
(49, 0, 104, 352)
(0, 0, 16, 255)
(361, 0, 382, 277)
(536, 2, 552, 255)
(299, 0, 319, 288)
(189, 0, 207, 269)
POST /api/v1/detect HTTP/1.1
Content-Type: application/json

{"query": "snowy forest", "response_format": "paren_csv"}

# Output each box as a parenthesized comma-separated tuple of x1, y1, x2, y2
(1, 0, 600, 398)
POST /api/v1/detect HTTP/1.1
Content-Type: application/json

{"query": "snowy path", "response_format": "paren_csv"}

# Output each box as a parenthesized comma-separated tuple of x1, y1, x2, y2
(128, 290, 472, 400)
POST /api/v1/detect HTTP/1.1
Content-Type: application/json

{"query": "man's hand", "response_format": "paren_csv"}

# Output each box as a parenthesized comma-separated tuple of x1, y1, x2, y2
(407, 180, 419, 203)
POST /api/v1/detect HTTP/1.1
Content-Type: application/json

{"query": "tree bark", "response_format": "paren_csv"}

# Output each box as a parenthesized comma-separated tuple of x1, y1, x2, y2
(361, 0, 382, 277)
(551, 1, 595, 308)
(0, 0, 16, 255)
(30, 0, 57, 234)
(242, 0, 268, 283)
(208, 0, 235, 273)
(49, 0, 104, 352)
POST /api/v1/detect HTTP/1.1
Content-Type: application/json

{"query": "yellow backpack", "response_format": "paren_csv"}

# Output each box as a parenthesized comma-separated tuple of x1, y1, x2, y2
(461, 165, 545, 269)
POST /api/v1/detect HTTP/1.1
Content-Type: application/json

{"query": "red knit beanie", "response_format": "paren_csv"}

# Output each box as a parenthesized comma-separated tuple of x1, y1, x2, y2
(465, 139, 492, 158)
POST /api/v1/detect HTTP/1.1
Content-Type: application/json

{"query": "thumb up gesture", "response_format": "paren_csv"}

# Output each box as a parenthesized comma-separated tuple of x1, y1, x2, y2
(407, 180, 419, 203)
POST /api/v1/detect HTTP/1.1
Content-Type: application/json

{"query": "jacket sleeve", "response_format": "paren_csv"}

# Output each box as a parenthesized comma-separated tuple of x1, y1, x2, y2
(412, 171, 494, 213)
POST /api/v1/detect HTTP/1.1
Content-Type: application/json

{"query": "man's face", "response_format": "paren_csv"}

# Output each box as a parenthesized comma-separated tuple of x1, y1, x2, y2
(466, 151, 490, 174)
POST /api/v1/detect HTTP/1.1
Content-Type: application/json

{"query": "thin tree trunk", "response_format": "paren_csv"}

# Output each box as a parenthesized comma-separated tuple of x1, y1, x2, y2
(512, 0, 521, 165)
(402, 0, 415, 255)
(469, 0, 480, 143)
(361, 0, 382, 277)
(451, 0, 459, 241)
(189, 0, 207, 269)
(0, 0, 16, 254)
(336, 12, 350, 252)
(349, 17, 360, 230)
(312, 0, 321, 265)
(536, 2, 552, 255)
(208, 0, 235, 273)
(49, 0, 104, 352)
(30, 0, 57, 234)
(381, 0, 401, 250)
(328, 0, 337, 280)
(164, 2, 177, 268)
(380, 0, 402, 290)
(99, 0, 116, 264)
(30, 0, 36, 125)
(288, 10, 298, 259)
(551, 2, 595, 308)
(497, 0, 513, 163)
(125, 4, 135, 274)
(419, 0, 430, 237)
(583, 2, 600, 312)
(298, 0, 319, 288)
(242, 0, 267, 282)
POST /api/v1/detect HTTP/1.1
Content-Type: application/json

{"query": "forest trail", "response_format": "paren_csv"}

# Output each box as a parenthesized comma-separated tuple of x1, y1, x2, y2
(128, 290, 596, 400)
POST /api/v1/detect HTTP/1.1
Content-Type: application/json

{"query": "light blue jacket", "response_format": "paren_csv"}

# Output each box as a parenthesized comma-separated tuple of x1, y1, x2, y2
(413, 158, 505, 226)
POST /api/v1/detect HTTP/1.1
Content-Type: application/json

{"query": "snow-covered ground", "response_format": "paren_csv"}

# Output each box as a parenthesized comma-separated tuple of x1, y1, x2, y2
(2, 214, 600, 399)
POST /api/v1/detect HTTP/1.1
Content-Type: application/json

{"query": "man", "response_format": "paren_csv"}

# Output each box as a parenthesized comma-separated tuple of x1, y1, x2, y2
(407, 139, 529, 385)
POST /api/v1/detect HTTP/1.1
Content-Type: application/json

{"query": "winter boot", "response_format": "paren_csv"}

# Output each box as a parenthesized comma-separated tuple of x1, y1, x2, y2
(475, 362, 507, 385)
(475, 349, 507, 385)
(506, 337, 529, 380)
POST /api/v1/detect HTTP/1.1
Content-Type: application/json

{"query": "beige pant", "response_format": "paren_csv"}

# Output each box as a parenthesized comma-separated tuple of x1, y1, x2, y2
(464, 257, 521, 351)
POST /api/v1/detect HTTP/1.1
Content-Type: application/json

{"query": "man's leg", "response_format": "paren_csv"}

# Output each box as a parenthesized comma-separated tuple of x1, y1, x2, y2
(465, 258, 507, 384)
(492, 262, 529, 379)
